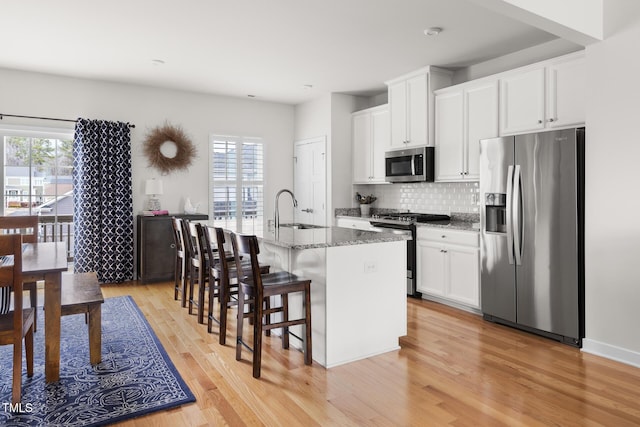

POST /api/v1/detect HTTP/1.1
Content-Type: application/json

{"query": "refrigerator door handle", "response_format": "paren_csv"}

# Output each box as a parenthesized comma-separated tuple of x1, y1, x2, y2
(513, 164, 523, 266)
(506, 165, 515, 265)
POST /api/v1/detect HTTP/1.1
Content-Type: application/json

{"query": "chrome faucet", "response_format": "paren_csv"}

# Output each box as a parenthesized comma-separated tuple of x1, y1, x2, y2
(274, 189, 298, 230)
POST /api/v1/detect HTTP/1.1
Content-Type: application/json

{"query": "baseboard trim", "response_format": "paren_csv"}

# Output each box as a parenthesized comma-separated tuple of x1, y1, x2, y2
(582, 338, 640, 368)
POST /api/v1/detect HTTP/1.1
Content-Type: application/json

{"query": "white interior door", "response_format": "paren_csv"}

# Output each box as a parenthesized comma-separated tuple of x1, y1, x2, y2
(294, 137, 326, 226)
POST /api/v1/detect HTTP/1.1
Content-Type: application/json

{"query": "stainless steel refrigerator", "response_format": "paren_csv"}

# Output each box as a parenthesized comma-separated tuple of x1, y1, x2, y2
(479, 128, 584, 347)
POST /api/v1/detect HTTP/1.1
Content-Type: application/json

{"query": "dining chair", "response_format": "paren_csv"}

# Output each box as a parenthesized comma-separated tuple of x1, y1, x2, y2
(230, 232, 312, 378)
(0, 215, 39, 331)
(0, 234, 35, 405)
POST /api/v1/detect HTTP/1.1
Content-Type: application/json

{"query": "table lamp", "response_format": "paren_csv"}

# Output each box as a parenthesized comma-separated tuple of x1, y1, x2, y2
(145, 179, 163, 211)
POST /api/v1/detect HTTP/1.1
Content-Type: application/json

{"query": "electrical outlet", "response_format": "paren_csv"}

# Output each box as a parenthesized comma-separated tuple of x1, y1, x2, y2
(364, 261, 377, 274)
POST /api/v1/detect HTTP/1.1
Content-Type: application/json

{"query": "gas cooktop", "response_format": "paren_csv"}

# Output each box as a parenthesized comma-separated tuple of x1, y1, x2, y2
(370, 212, 450, 225)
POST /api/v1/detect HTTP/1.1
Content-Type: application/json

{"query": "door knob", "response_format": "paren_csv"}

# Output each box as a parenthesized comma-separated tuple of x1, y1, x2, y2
(302, 208, 314, 213)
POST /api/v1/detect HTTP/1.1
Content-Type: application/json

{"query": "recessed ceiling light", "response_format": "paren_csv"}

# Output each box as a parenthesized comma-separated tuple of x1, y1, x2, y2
(303, 84, 313, 90)
(424, 27, 442, 36)
(151, 59, 165, 66)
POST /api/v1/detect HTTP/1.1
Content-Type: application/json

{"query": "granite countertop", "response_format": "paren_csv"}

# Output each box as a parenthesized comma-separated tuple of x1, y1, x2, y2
(335, 210, 480, 232)
(416, 220, 480, 232)
(260, 226, 409, 250)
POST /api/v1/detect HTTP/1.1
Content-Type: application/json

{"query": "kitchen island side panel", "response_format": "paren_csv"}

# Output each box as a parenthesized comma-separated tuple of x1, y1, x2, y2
(325, 241, 406, 367)
(259, 239, 406, 368)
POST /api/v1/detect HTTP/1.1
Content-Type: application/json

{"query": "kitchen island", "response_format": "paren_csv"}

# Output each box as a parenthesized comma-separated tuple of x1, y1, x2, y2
(257, 226, 408, 368)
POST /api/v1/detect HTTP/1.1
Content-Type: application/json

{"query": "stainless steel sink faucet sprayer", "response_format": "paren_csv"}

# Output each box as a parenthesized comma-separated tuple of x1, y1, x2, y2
(274, 189, 297, 231)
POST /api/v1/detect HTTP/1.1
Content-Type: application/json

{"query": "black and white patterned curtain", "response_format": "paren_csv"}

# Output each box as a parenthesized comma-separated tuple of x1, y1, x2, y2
(73, 118, 133, 283)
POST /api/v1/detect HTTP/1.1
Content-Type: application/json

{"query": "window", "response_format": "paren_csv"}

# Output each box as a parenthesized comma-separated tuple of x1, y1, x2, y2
(210, 135, 264, 234)
(0, 125, 75, 255)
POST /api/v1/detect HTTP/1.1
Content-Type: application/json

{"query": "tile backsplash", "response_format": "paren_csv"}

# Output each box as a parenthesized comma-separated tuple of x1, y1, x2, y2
(353, 181, 480, 214)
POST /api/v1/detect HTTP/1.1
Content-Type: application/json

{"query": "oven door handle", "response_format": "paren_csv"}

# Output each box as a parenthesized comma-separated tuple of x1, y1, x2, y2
(368, 226, 413, 237)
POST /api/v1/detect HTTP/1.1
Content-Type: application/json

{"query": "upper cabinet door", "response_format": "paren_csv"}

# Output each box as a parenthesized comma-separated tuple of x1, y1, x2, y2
(465, 80, 499, 180)
(370, 107, 390, 182)
(389, 81, 408, 149)
(352, 112, 372, 183)
(435, 79, 498, 182)
(546, 55, 586, 129)
(499, 68, 546, 135)
(435, 89, 464, 181)
(405, 74, 429, 148)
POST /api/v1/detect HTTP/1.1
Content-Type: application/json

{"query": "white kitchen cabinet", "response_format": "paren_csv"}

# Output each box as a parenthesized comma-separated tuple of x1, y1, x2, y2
(335, 217, 373, 231)
(386, 66, 452, 149)
(434, 90, 463, 181)
(352, 104, 389, 184)
(500, 51, 585, 135)
(500, 67, 546, 135)
(435, 80, 498, 181)
(416, 227, 480, 310)
(546, 54, 586, 129)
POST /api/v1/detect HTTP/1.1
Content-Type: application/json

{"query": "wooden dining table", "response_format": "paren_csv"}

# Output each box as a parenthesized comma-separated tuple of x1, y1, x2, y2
(21, 241, 69, 382)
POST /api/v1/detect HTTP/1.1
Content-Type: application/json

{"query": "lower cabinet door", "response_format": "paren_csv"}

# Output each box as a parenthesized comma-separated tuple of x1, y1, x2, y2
(446, 245, 480, 308)
(416, 240, 446, 296)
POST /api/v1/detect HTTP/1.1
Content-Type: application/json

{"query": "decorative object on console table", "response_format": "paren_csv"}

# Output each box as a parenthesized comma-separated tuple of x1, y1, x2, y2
(145, 178, 163, 211)
(356, 192, 377, 217)
(184, 198, 200, 214)
(136, 214, 208, 283)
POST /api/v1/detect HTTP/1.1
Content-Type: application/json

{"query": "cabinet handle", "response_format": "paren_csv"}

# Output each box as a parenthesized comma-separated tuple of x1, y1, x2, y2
(170, 243, 176, 249)
(548, 118, 555, 122)
(441, 235, 446, 239)
(538, 120, 543, 124)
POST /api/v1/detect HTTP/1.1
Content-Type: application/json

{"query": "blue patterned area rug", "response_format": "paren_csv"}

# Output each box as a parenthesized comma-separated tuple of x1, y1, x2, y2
(0, 295, 196, 426)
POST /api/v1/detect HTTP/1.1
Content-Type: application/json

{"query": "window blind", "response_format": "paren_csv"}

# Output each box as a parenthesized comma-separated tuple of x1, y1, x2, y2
(210, 136, 264, 234)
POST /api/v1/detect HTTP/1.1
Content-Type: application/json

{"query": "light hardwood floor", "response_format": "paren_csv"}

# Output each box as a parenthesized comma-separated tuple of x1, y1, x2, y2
(99, 281, 640, 426)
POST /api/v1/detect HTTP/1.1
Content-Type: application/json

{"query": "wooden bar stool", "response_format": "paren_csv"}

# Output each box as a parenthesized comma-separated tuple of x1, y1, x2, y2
(186, 221, 209, 324)
(230, 232, 312, 378)
(171, 217, 188, 307)
(205, 226, 269, 345)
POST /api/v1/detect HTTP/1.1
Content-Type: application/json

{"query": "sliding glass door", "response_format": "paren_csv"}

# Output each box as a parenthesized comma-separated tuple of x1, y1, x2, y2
(0, 126, 75, 259)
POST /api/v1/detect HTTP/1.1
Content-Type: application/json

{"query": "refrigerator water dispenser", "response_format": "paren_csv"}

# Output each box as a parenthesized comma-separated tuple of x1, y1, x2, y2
(485, 193, 506, 233)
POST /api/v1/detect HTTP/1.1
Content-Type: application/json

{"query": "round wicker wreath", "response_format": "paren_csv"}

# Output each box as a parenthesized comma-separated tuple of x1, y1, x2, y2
(143, 123, 196, 174)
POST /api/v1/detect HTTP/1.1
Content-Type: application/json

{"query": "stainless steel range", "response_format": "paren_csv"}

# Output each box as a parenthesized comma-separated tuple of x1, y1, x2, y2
(369, 212, 450, 298)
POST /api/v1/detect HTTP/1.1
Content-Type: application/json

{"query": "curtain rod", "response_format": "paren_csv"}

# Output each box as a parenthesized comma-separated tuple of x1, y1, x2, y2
(0, 113, 135, 128)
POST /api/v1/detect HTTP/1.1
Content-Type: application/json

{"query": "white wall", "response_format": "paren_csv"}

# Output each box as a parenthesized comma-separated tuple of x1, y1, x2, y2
(467, 0, 603, 45)
(453, 38, 582, 84)
(0, 68, 295, 219)
(294, 93, 367, 224)
(330, 94, 362, 219)
(581, 1, 640, 366)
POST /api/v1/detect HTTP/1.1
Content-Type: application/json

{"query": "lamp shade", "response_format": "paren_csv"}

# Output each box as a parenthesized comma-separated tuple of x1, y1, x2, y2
(145, 179, 163, 195)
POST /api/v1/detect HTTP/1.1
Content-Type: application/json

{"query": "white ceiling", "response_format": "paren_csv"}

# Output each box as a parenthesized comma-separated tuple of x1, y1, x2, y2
(0, 0, 561, 105)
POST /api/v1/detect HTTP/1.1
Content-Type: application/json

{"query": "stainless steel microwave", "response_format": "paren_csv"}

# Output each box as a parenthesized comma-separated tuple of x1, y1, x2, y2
(385, 146, 435, 183)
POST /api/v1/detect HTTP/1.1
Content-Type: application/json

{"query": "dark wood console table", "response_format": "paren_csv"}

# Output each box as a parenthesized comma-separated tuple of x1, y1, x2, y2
(136, 213, 208, 283)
